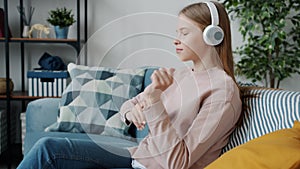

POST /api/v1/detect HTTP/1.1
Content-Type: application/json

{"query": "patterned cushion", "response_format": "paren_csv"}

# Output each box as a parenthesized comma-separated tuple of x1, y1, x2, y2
(222, 88, 300, 153)
(45, 63, 145, 135)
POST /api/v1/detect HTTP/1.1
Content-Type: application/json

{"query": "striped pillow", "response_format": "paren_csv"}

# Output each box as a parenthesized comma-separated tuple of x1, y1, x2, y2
(222, 88, 300, 153)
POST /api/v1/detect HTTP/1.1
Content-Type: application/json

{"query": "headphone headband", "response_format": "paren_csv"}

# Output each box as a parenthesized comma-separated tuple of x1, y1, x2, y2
(202, 1, 224, 46)
(204, 1, 219, 26)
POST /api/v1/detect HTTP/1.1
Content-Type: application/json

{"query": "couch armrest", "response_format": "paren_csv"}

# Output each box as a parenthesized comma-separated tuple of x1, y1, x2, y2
(26, 98, 60, 132)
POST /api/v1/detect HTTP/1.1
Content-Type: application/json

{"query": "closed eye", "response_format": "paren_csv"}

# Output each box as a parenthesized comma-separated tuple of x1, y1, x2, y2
(176, 27, 190, 36)
(182, 32, 189, 36)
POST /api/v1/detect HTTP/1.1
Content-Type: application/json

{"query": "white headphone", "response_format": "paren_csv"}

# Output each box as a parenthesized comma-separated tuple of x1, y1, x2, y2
(203, 1, 224, 46)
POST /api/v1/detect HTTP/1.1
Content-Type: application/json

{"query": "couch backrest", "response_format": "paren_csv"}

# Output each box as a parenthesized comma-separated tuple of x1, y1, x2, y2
(142, 68, 157, 90)
(222, 88, 300, 153)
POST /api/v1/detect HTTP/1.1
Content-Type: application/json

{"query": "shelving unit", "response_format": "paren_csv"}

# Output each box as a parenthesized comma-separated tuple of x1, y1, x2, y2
(0, 0, 87, 168)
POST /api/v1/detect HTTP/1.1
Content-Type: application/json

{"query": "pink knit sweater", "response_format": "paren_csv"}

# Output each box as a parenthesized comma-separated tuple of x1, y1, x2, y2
(120, 67, 242, 169)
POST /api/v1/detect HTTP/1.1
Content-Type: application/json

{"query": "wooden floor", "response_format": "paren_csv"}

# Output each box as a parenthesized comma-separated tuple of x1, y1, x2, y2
(0, 144, 23, 169)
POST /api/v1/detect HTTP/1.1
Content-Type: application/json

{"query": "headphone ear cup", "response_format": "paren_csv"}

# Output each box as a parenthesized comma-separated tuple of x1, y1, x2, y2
(203, 25, 224, 46)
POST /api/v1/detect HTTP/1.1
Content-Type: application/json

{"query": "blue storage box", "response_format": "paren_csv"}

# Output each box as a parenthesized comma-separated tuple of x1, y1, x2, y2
(27, 70, 69, 97)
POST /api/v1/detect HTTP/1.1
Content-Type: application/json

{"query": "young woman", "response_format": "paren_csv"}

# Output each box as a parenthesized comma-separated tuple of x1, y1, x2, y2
(17, 1, 242, 169)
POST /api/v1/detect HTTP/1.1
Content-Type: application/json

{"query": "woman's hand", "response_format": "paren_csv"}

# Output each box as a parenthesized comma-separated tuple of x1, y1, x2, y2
(125, 102, 146, 130)
(126, 68, 175, 130)
(144, 68, 175, 104)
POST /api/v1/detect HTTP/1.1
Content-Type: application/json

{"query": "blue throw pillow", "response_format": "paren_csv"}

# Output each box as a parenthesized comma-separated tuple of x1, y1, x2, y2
(45, 63, 145, 136)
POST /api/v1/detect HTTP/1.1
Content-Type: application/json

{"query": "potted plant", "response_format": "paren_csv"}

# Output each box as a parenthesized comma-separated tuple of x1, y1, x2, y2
(221, 0, 300, 88)
(47, 7, 76, 39)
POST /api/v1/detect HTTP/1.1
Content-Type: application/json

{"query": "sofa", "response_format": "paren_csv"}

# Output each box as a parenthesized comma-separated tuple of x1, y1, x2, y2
(23, 64, 300, 168)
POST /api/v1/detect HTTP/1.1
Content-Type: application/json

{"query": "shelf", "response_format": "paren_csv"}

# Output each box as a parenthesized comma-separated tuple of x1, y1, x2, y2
(0, 91, 60, 100)
(8, 37, 81, 51)
(1, 0, 86, 167)
(1, 37, 81, 52)
(10, 37, 77, 43)
(1, 37, 78, 43)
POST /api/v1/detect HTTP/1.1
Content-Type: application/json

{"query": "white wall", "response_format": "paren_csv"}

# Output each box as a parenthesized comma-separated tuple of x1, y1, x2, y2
(1, 0, 299, 91)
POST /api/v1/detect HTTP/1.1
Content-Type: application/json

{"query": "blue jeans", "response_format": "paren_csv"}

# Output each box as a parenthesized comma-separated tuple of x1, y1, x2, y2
(17, 137, 133, 169)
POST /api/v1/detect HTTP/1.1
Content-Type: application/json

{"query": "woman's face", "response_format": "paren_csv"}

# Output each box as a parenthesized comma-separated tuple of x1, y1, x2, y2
(174, 14, 208, 63)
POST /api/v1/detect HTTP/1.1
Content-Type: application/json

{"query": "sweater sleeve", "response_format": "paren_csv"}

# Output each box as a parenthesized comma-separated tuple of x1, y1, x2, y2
(119, 92, 147, 125)
(131, 98, 240, 169)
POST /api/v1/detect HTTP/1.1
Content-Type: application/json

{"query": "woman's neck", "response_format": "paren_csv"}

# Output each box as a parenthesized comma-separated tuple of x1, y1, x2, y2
(193, 49, 222, 72)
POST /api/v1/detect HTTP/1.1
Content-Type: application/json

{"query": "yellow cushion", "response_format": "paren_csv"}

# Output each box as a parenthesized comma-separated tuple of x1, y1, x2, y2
(205, 121, 300, 169)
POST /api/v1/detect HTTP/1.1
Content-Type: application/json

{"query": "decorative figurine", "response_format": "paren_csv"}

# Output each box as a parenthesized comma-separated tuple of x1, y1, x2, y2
(28, 24, 50, 38)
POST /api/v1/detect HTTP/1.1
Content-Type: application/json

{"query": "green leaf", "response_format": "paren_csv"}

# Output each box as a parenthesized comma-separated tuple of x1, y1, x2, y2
(223, 0, 300, 88)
